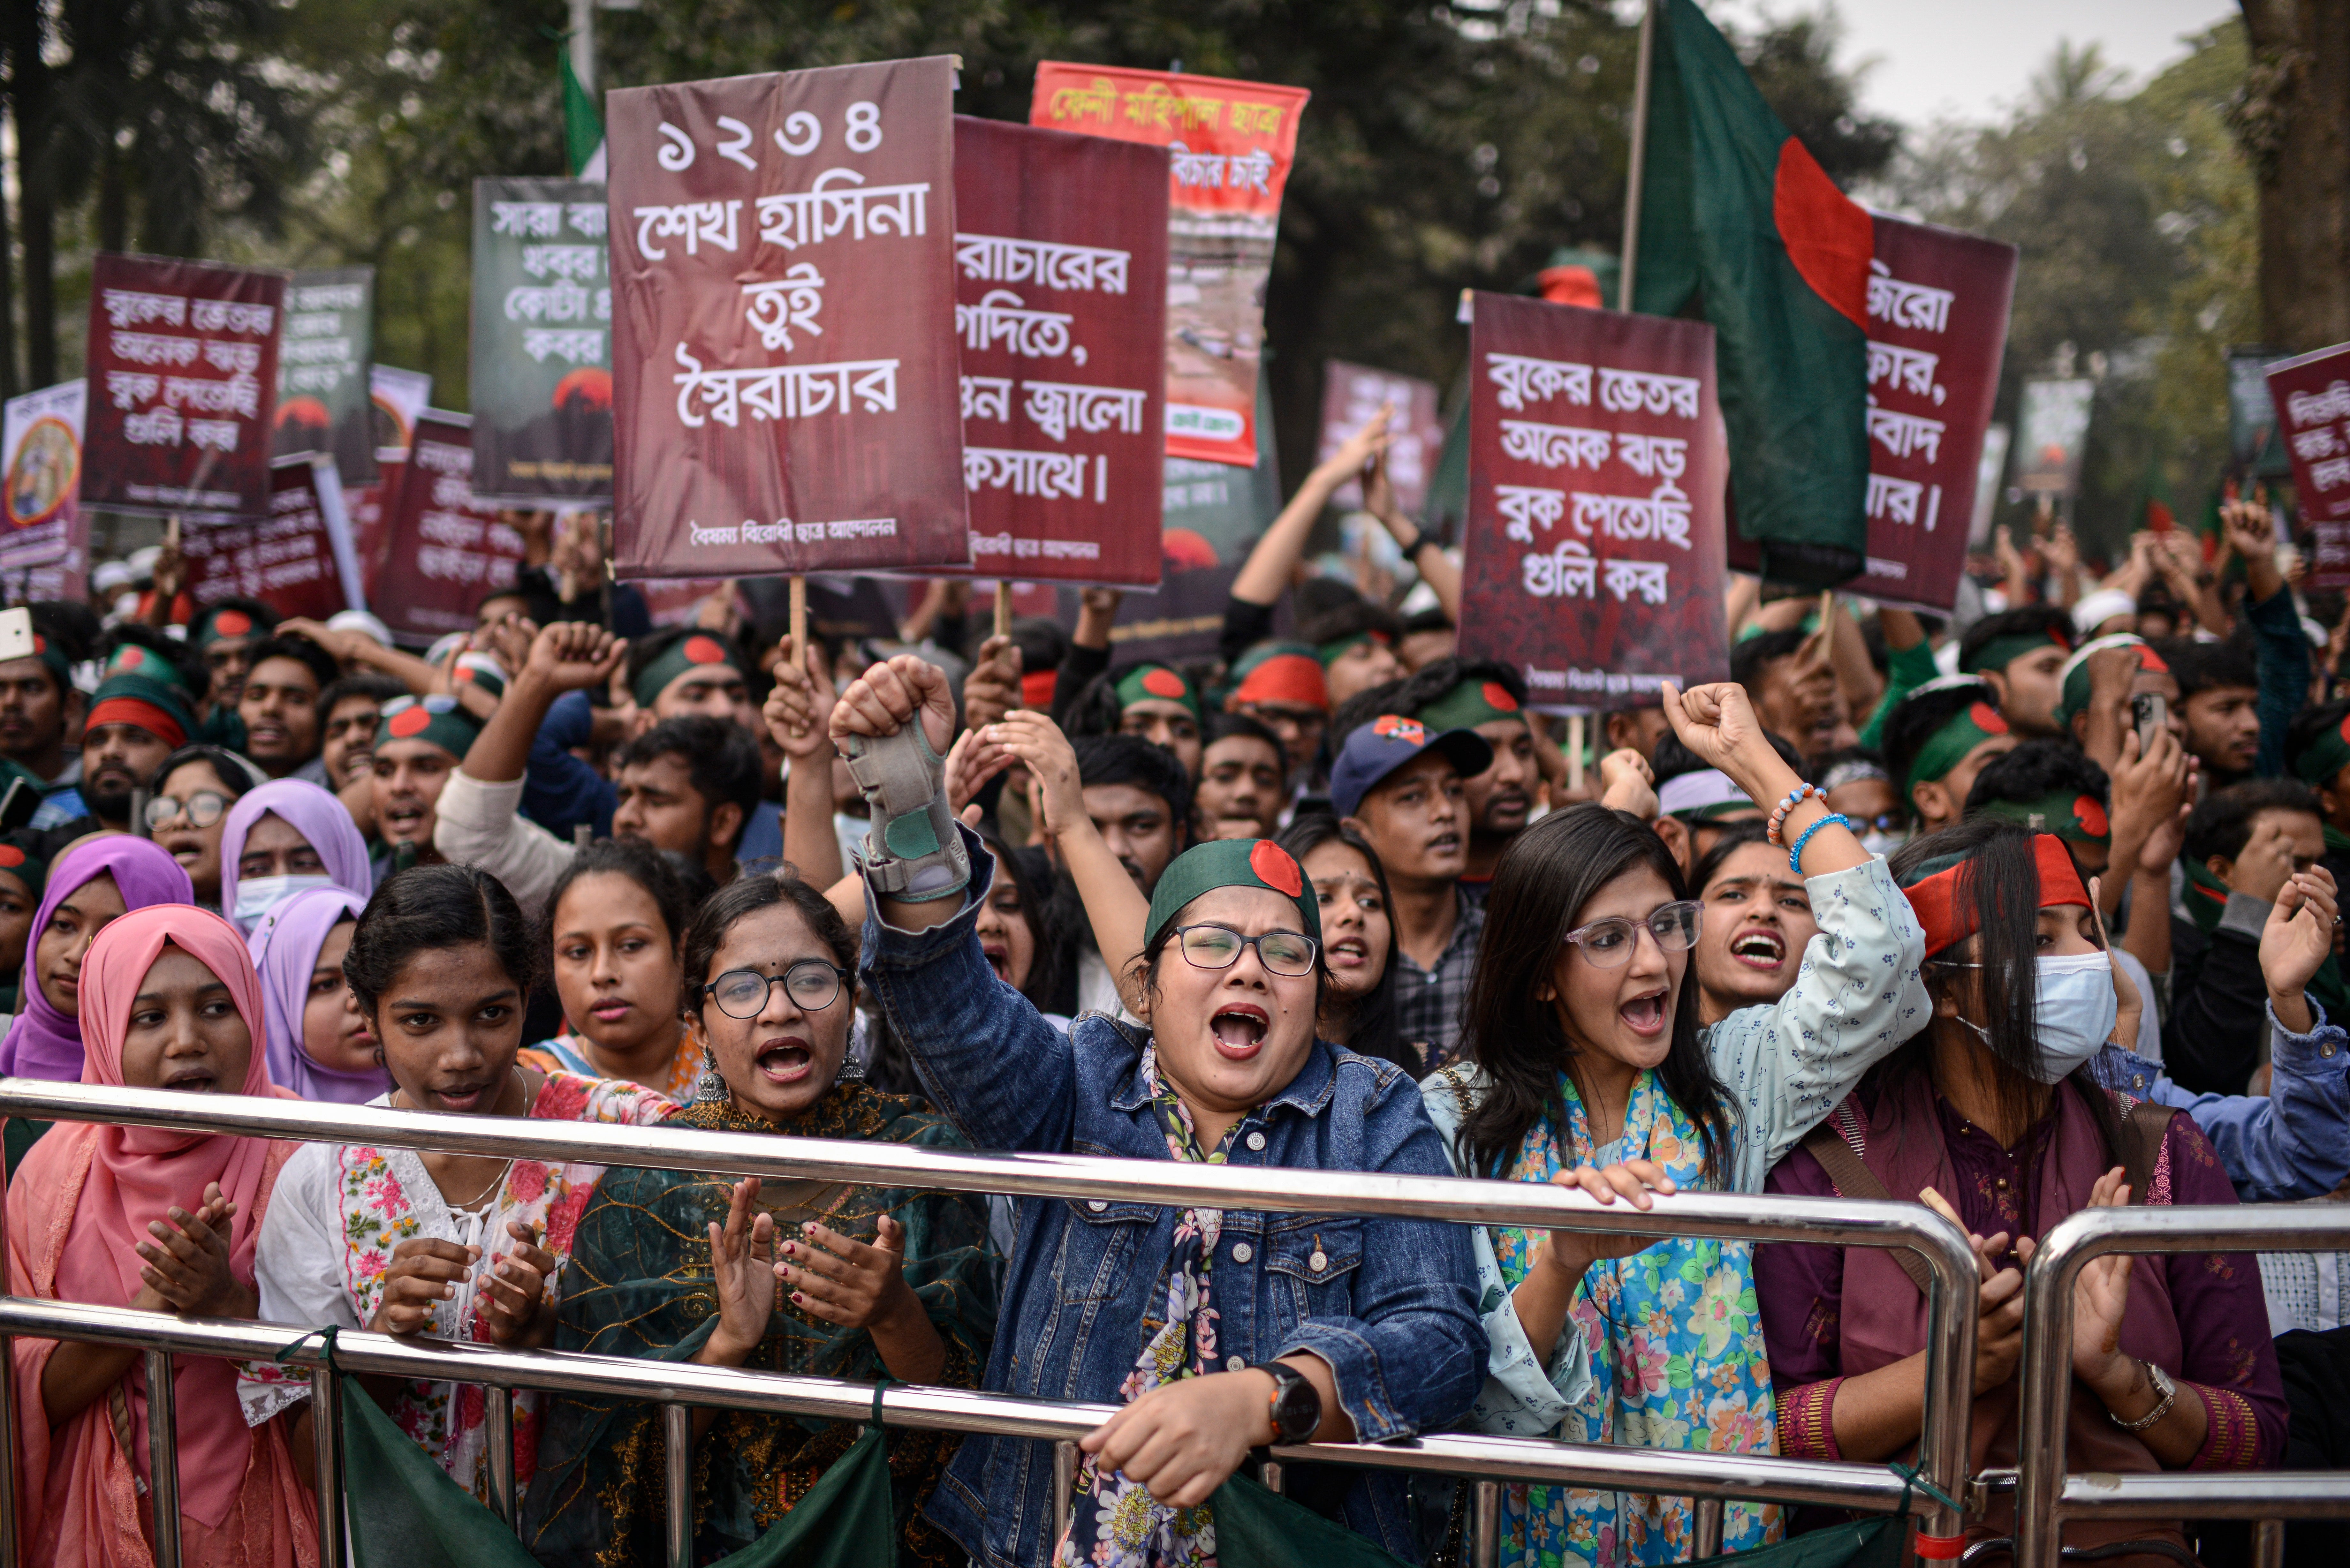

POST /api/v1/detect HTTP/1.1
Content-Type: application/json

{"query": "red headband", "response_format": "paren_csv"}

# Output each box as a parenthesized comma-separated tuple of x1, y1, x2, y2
(1230, 653, 1328, 712)
(85, 696, 186, 750)
(1021, 669, 1058, 709)
(1901, 833, 2090, 955)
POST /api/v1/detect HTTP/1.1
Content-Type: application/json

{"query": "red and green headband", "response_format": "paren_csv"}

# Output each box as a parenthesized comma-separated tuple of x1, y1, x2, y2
(1898, 833, 2090, 955)
(2293, 712, 2350, 790)
(1227, 644, 1328, 712)
(1115, 663, 1202, 724)
(1976, 792, 2110, 848)
(633, 633, 740, 709)
(1904, 699, 2009, 795)
(1419, 677, 1524, 734)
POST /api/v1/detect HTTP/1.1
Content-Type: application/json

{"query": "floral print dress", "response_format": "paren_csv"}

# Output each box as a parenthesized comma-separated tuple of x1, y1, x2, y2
(239, 1070, 674, 1501)
(1485, 1071, 1778, 1568)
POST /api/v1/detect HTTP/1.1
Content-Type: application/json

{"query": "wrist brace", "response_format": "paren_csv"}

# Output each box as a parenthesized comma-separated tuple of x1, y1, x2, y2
(841, 722, 970, 902)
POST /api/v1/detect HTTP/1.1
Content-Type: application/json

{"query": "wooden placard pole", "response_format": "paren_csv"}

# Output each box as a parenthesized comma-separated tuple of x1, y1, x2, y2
(994, 581, 1012, 639)
(1566, 713, 1585, 795)
(788, 576, 807, 661)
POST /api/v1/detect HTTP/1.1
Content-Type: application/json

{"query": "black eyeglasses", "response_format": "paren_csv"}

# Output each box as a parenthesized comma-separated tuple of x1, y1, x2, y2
(1169, 923, 1319, 978)
(703, 960, 850, 1018)
(146, 790, 230, 830)
(1561, 901, 1702, 968)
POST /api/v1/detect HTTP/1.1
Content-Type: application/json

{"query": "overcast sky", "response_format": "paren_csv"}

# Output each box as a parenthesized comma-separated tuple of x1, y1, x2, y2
(1698, 0, 2237, 125)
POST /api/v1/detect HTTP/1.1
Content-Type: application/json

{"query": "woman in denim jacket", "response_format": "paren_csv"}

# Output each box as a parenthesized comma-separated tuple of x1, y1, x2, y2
(812, 653, 1485, 1568)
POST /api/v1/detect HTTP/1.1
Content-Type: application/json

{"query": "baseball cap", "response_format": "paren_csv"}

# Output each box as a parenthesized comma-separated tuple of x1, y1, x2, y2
(1329, 714, 1494, 819)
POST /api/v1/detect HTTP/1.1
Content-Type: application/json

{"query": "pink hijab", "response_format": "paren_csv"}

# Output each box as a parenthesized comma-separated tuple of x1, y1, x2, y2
(56, 906, 287, 1527)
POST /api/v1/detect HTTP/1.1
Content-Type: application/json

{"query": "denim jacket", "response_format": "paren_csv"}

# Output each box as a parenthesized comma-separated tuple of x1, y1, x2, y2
(860, 833, 1487, 1566)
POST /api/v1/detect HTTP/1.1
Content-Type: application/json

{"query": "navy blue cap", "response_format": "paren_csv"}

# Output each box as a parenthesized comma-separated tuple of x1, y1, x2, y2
(1329, 714, 1495, 818)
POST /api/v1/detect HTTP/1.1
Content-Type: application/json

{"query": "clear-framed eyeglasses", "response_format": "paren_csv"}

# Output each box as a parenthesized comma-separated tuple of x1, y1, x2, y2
(703, 960, 851, 1019)
(1561, 901, 1703, 968)
(1169, 923, 1319, 978)
(146, 789, 231, 831)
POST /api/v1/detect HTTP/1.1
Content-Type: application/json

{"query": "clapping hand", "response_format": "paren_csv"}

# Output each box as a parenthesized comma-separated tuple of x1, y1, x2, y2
(129, 1182, 249, 1317)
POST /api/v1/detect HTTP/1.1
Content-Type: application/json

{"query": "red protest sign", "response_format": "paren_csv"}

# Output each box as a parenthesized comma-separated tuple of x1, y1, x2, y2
(951, 116, 1168, 587)
(2268, 342, 2350, 588)
(370, 411, 525, 643)
(181, 454, 362, 621)
(1455, 292, 1728, 707)
(83, 253, 284, 515)
(607, 57, 969, 582)
(1031, 63, 1308, 469)
(1316, 361, 1445, 516)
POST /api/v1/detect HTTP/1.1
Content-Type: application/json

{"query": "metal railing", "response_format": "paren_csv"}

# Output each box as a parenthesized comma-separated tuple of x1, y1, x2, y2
(0, 1079, 1982, 1567)
(2013, 1206, 2350, 1568)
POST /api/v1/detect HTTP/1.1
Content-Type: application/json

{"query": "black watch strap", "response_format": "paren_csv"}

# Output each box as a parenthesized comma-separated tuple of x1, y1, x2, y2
(1261, 1359, 1322, 1445)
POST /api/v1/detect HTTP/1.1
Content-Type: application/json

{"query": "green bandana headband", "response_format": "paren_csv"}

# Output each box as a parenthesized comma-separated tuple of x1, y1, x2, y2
(633, 632, 741, 709)
(102, 642, 190, 693)
(2054, 634, 2165, 728)
(1905, 697, 2009, 795)
(1961, 627, 2072, 675)
(192, 604, 265, 649)
(1418, 677, 1526, 735)
(1144, 838, 1322, 952)
(1977, 791, 2111, 847)
(1114, 663, 1202, 724)
(1315, 630, 1389, 668)
(2293, 712, 2350, 790)
(0, 826, 49, 901)
(380, 694, 481, 761)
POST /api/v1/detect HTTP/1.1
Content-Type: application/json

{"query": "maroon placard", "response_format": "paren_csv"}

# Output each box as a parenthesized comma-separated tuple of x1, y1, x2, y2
(344, 466, 397, 603)
(181, 454, 360, 621)
(82, 253, 284, 515)
(1316, 360, 1445, 516)
(947, 117, 1168, 587)
(2268, 342, 2350, 588)
(370, 411, 525, 643)
(1724, 217, 2015, 610)
(607, 57, 969, 581)
(1455, 291, 1728, 707)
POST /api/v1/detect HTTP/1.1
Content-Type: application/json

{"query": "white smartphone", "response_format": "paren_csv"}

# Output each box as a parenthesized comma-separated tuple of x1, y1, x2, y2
(0, 607, 32, 665)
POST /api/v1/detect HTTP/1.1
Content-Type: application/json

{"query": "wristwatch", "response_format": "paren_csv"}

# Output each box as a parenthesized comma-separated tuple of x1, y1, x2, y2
(2111, 1359, 2178, 1433)
(1260, 1360, 1323, 1445)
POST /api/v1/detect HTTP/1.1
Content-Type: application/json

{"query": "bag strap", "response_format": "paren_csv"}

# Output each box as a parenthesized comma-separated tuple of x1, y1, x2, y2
(2117, 1098, 2177, 1206)
(1800, 1117, 1936, 1297)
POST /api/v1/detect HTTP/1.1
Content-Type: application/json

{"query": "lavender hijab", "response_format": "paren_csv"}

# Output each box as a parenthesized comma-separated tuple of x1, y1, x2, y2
(246, 884, 387, 1103)
(0, 836, 196, 1080)
(218, 779, 373, 931)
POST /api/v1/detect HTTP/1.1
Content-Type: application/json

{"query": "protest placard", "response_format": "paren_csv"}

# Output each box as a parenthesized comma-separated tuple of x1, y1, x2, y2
(952, 116, 1168, 587)
(2016, 378, 2096, 496)
(1455, 291, 1728, 707)
(369, 411, 525, 643)
(472, 178, 613, 502)
(272, 267, 375, 485)
(83, 253, 284, 515)
(1031, 63, 1308, 469)
(607, 56, 970, 581)
(1316, 361, 1444, 516)
(181, 454, 364, 621)
(1, 380, 88, 601)
(2267, 341, 2350, 589)
(345, 365, 434, 600)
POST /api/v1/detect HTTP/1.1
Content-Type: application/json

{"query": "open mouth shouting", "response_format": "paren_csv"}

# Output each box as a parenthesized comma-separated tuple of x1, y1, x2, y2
(159, 1063, 217, 1091)
(247, 721, 289, 752)
(980, 941, 1013, 984)
(1619, 986, 1670, 1039)
(754, 1035, 815, 1085)
(1209, 1002, 1269, 1061)
(1326, 935, 1371, 974)
(380, 802, 427, 841)
(1729, 928, 1787, 972)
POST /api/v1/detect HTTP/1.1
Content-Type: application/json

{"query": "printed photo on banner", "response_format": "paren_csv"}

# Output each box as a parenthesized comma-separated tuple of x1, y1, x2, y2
(82, 253, 285, 515)
(2, 379, 87, 599)
(950, 115, 1169, 588)
(606, 56, 970, 580)
(2267, 340, 2350, 588)
(1029, 62, 1308, 470)
(180, 454, 365, 622)
(1455, 290, 1729, 708)
(471, 177, 613, 502)
(271, 266, 376, 485)
(369, 410, 526, 643)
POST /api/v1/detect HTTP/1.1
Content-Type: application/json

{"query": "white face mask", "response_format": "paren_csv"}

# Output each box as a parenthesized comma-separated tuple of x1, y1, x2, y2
(232, 873, 337, 927)
(1860, 827, 1909, 857)
(1960, 950, 2116, 1081)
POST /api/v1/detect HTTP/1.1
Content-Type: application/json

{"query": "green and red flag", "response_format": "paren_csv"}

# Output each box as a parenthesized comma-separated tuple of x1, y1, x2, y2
(1632, 0, 1874, 587)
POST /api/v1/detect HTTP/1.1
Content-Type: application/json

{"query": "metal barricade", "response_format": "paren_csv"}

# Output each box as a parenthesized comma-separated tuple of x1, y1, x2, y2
(2014, 1205, 2350, 1568)
(0, 1079, 1983, 1568)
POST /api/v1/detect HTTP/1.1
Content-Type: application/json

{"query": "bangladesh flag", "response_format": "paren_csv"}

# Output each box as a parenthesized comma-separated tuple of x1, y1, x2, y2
(1632, 0, 1874, 588)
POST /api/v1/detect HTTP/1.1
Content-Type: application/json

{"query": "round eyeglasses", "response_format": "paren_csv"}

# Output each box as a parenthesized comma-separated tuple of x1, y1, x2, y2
(703, 960, 851, 1019)
(146, 789, 231, 831)
(1169, 923, 1319, 978)
(1561, 901, 1702, 968)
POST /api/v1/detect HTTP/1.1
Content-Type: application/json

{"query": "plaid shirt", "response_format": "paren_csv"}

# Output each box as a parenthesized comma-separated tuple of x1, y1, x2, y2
(1396, 888, 1485, 1068)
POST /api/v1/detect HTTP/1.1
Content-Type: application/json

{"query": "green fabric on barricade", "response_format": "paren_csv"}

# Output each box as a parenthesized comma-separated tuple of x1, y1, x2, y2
(1707, 1514, 1907, 1568)
(340, 1361, 541, 1568)
(1207, 1471, 1414, 1567)
(704, 1383, 899, 1568)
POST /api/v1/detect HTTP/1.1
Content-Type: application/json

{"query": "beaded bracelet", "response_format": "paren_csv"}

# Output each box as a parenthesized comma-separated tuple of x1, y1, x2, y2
(1790, 812, 1853, 873)
(1765, 782, 1823, 845)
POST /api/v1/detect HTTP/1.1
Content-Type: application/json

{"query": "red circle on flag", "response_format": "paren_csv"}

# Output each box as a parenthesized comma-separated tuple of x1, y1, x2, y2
(1250, 840, 1303, 898)
(2338, 712, 2350, 748)
(1482, 682, 1520, 713)
(1968, 702, 2009, 735)
(214, 611, 253, 637)
(1141, 668, 1188, 700)
(2073, 795, 2110, 838)
(116, 647, 145, 670)
(454, 665, 476, 684)
(0, 846, 26, 869)
(388, 706, 431, 739)
(684, 636, 727, 665)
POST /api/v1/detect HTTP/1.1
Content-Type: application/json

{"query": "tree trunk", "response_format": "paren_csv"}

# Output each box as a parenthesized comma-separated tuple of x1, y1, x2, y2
(5, 0, 51, 388)
(2238, 0, 2350, 352)
(97, 149, 128, 257)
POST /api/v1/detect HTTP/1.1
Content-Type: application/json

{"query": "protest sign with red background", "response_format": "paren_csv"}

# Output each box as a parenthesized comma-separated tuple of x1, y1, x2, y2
(1316, 361, 1444, 515)
(2267, 342, 2350, 589)
(345, 365, 434, 599)
(1456, 291, 1728, 707)
(370, 411, 524, 643)
(1723, 216, 2014, 610)
(83, 253, 284, 515)
(181, 454, 363, 621)
(1030, 63, 1307, 469)
(607, 57, 969, 582)
(2, 380, 87, 602)
(951, 116, 1168, 587)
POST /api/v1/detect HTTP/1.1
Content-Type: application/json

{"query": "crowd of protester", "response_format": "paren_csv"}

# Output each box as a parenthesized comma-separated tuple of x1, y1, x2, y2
(4, 412, 2348, 1567)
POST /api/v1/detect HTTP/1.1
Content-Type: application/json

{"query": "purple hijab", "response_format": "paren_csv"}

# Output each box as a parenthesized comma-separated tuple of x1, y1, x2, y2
(0, 836, 196, 1080)
(218, 779, 373, 930)
(245, 884, 387, 1103)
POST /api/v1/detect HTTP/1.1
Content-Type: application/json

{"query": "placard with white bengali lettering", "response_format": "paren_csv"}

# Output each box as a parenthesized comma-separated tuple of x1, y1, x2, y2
(272, 267, 375, 485)
(182, 453, 363, 621)
(1456, 291, 1728, 709)
(608, 57, 969, 580)
(2267, 341, 2350, 589)
(83, 253, 284, 515)
(370, 411, 525, 642)
(472, 179, 613, 502)
(950, 116, 1167, 587)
